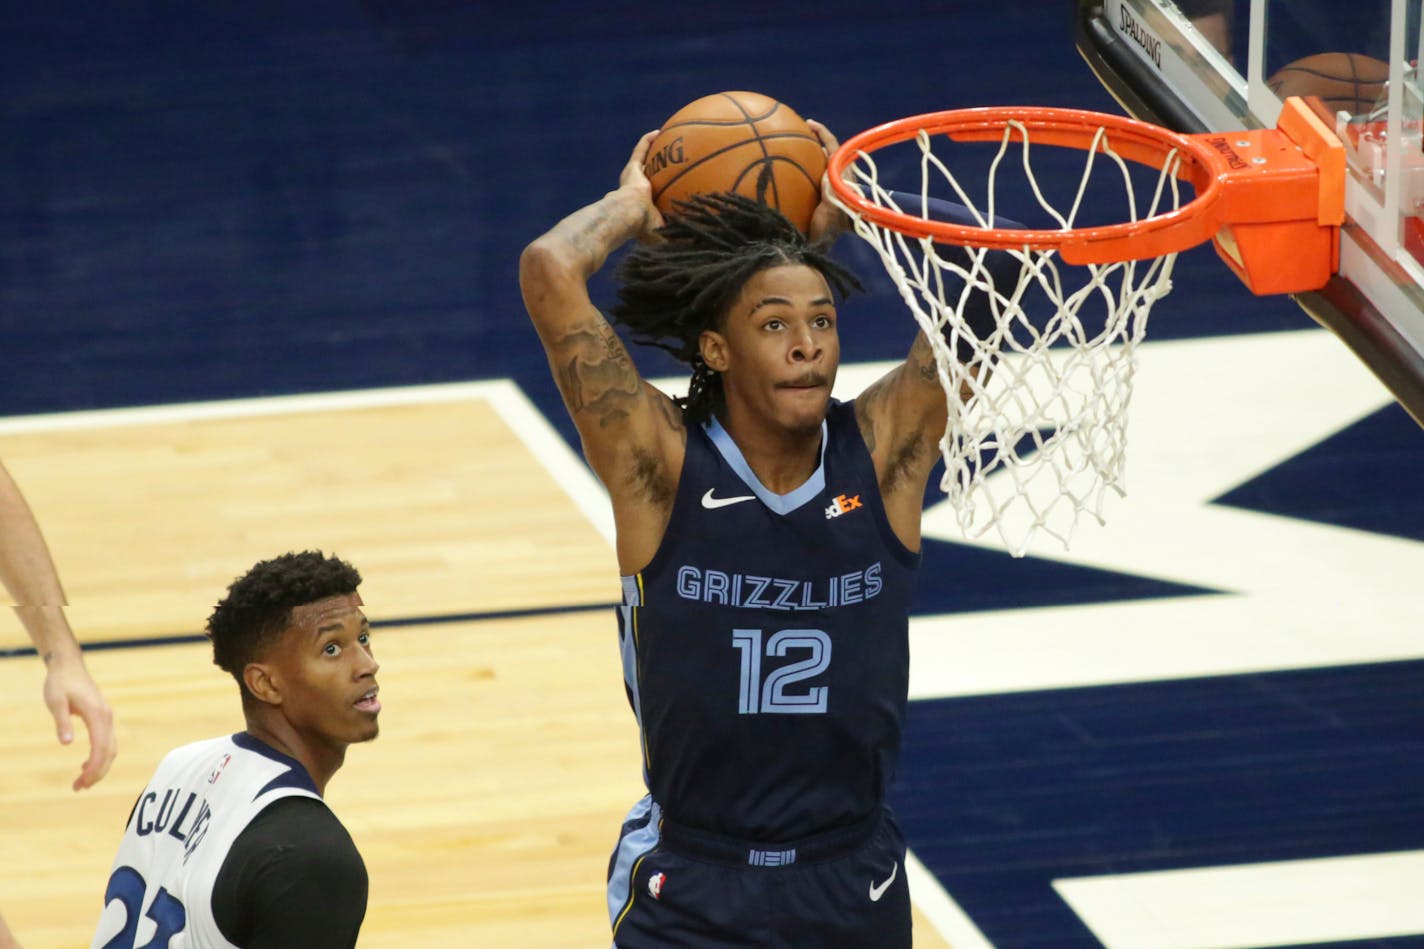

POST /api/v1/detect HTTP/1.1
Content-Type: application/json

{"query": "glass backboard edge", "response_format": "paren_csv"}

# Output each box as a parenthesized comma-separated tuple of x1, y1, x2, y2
(1076, 0, 1424, 429)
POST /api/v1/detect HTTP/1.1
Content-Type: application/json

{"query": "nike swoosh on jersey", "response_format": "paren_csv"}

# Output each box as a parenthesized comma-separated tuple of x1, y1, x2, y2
(701, 488, 756, 509)
(868, 861, 898, 902)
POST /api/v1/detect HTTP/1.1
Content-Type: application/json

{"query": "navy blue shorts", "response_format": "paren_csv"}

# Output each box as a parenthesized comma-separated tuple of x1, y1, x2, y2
(606, 797, 911, 948)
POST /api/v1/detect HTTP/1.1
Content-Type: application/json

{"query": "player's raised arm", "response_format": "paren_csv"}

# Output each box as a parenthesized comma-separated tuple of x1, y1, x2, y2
(852, 329, 953, 548)
(518, 132, 684, 485)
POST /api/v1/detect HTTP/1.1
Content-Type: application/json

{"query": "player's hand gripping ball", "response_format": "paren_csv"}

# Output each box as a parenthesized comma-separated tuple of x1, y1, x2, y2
(643, 91, 827, 234)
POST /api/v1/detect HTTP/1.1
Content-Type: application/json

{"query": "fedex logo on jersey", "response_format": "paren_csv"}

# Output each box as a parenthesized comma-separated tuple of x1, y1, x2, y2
(825, 493, 862, 519)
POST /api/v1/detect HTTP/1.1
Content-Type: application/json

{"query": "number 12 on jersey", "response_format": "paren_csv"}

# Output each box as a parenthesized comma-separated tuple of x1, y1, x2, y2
(732, 628, 832, 714)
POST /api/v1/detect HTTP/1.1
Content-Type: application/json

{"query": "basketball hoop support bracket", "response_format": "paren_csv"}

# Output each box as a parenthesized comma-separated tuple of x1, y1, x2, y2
(1188, 96, 1346, 295)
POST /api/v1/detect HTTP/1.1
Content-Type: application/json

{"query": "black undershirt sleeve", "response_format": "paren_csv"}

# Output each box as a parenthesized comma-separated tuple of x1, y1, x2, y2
(212, 795, 368, 948)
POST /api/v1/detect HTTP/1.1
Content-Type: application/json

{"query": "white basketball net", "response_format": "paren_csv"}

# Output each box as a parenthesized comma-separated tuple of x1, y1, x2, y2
(833, 123, 1186, 556)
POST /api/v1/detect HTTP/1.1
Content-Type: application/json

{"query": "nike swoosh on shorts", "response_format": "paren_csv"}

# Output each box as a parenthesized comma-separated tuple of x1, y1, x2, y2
(869, 861, 898, 902)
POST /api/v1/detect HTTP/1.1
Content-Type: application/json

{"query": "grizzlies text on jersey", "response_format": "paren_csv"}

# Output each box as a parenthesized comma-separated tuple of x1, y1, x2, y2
(616, 399, 920, 841)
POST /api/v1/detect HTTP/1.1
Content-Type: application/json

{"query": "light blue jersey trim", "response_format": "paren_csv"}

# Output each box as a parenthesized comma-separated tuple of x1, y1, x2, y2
(607, 795, 661, 930)
(705, 416, 827, 515)
(618, 574, 650, 788)
(618, 575, 642, 701)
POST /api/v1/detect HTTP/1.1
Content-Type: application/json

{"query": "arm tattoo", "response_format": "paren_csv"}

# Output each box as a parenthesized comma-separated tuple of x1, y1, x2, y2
(552, 320, 643, 428)
(566, 206, 619, 268)
(910, 332, 939, 385)
(857, 330, 949, 489)
(556, 199, 646, 278)
(654, 392, 688, 446)
(854, 382, 885, 453)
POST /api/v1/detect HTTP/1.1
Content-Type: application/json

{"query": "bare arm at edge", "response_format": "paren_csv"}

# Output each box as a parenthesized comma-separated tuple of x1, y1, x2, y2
(0, 460, 116, 790)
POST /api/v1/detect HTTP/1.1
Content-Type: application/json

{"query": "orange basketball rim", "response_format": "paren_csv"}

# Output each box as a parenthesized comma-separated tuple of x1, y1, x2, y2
(827, 97, 1346, 296)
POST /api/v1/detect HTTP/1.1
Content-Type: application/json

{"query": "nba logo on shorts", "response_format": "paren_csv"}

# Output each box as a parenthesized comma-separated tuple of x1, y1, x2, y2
(647, 871, 666, 900)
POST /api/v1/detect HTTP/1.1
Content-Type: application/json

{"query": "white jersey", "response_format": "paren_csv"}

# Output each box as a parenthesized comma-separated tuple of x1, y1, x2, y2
(91, 733, 322, 949)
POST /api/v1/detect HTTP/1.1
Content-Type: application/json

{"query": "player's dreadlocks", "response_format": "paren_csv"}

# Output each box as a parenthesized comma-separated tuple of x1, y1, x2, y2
(610, 192, 861, 425)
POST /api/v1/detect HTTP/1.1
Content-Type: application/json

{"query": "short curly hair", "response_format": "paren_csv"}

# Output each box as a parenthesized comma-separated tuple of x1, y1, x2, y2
(207, 550, 362, 687)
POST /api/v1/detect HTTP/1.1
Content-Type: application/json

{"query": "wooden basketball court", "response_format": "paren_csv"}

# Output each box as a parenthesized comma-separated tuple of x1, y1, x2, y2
(0, 384, 954, 947)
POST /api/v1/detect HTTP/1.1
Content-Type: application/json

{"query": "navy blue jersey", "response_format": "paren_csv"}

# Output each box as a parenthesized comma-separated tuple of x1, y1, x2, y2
(617, 399, 920, 842)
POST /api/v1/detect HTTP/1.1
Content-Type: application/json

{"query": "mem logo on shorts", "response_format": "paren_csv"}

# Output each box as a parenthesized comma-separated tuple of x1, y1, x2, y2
(748, 847, 797, 867)
(825, 493, 862, 519)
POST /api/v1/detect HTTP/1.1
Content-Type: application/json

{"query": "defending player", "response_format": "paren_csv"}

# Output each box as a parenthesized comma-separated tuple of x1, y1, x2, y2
(90, 551, 378, 949)
(520, 126, 956, 946)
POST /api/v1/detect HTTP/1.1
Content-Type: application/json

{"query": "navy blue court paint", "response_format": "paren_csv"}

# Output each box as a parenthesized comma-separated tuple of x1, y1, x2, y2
(1216, 403, 1424, 543)
(914, 536, 1218, 615)
(0, 2, 1307, 419)
(892, 660, 1424, 948)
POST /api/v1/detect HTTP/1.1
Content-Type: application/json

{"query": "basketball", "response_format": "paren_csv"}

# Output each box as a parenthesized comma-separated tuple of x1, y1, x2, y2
(643, 91, 827, 234)
(1267, 52, 1388, 116)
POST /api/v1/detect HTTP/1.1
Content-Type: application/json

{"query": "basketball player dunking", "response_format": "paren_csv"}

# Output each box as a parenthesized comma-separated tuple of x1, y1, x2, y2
(520, 127, 957, 947)
(90, 551, 378, 949)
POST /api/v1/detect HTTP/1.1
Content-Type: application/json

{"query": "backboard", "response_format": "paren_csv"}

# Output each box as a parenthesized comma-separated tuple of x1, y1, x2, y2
(1077, 0, 1424, 428)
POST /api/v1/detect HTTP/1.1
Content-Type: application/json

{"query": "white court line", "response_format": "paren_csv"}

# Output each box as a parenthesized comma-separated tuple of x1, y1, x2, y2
(0, 379, 520, 433)
(906, 849, 995, 949)
(482, 382, 617, 550)
(0, 380, 620, 549)
(907, 588, 1424, 699)
(1054, 850, 1424, 949)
